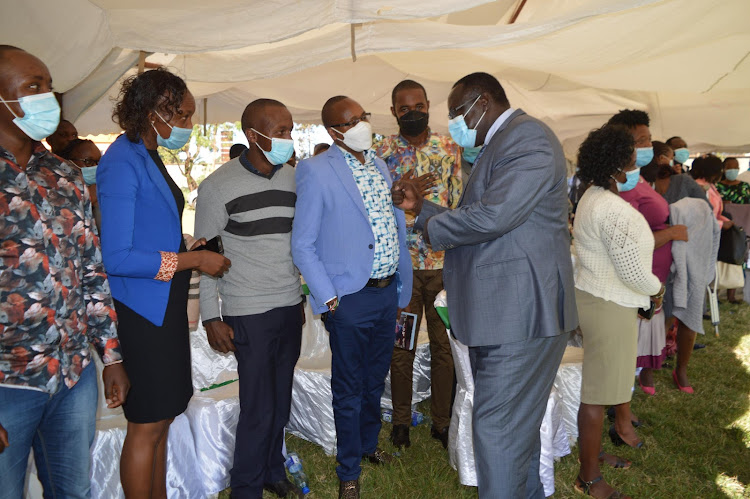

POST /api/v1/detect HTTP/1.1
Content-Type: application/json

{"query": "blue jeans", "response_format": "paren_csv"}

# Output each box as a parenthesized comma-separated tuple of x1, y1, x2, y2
(325, 280, 398, 481)
(0, 362, 98, 499)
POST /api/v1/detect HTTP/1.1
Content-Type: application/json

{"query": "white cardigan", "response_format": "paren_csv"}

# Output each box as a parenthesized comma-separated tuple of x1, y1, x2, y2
(573, 186, 662, 308)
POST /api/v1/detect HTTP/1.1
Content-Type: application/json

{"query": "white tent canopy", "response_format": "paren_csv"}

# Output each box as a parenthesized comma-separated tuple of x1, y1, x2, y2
(5, 0, 750, 157)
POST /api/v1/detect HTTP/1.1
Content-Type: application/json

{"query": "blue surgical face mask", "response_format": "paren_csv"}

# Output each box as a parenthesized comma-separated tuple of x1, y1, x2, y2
(725, 169, 740, 181)
(615, 168, 641, 192)
(252, 128, 295, 165)
(81, 166, 98, 185)
(674, 147, 690, 165)
(669, 159, 674, 167)
(152, 111, 192, 150)
(463, 145, 482, 165)
(0, 92, 61, 141)
(635, 147, 654, 167)
(448, 95, 486, 149)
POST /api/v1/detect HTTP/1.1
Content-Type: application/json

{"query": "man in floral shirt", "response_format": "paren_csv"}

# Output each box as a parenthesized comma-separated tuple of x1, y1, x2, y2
(374, 80, 461, 450)
(0, 45, 129, 497)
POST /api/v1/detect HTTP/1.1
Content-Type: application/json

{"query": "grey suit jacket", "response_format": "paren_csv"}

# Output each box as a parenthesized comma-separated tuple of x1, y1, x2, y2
(416, 109, 578, 346)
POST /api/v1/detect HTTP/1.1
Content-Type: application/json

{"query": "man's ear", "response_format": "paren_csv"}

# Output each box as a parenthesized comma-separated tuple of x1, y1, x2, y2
(326, 127, 339, 143)
(245, 128, 258, 145)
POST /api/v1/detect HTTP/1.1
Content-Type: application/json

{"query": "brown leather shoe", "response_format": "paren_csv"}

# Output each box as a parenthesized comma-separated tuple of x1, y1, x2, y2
(363, 447, 394, 465)
(390, 424, 411, 448)
(338, 478, 360, 499)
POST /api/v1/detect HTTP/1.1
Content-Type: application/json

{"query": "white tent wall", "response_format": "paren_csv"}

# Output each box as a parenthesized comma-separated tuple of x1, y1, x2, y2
(5, 0, 750, 157)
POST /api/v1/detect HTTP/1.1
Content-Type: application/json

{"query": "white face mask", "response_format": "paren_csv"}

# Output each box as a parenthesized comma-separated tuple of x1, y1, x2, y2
(333, 121, 373, 152)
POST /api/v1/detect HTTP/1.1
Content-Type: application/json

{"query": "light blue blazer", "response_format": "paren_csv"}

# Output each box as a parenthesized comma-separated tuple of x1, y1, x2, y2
(97, 134, 183, 326)
(291, 145, 412, 314)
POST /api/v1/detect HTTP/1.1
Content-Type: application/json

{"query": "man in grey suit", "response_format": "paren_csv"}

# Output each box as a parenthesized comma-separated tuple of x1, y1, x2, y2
(392, 72, 578, 498)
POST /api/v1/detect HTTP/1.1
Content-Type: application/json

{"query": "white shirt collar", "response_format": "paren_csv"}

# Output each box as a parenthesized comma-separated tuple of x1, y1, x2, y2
(483, 107, 516, 146)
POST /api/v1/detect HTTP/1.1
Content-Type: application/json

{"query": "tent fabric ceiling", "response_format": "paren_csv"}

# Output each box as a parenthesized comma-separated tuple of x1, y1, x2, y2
(4, 0, 749, 157)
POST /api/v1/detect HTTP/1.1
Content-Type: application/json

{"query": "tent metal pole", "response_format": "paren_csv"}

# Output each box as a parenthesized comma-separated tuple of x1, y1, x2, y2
(203, 98, 207, 135)
(137, 51, 147, 74)
(509, 0, 527, 24)
(350, 24, 360, 62)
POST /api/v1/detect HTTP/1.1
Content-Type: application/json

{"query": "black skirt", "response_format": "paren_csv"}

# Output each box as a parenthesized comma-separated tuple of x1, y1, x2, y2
(114, 266, 193, 423)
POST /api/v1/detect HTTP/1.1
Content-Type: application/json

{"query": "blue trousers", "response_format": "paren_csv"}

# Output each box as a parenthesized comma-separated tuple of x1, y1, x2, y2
(325, 280, 398, 481)
(225, 303, 303, 499)
(0, 362, 98, 499)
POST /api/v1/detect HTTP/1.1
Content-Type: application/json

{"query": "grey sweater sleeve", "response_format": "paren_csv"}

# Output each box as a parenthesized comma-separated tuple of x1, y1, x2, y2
(194, 179, 226, 322)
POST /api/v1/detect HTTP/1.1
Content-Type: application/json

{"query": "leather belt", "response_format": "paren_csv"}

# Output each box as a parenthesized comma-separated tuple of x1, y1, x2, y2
(366, 273, 395, 288)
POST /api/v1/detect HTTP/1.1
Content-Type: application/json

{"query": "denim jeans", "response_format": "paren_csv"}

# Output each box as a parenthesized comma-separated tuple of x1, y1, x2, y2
(0, 362, 98, 499)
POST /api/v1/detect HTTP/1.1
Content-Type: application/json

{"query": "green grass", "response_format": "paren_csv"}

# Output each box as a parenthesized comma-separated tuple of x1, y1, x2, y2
(221, 300, 750, 498)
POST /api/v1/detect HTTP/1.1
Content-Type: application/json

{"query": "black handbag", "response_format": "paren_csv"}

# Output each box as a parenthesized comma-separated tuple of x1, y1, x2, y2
(718, 225, 747, 265)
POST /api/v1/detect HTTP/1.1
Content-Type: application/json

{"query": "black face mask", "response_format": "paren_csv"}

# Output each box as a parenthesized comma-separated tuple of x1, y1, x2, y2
(397, 110, 429, 137)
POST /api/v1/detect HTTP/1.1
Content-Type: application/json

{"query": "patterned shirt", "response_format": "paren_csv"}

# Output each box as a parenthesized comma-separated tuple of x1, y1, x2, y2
(337, 145, 400, 278)
(717, 181, 750, 204)
(0, 143, 121, 394)
(374, 131, 462, 269)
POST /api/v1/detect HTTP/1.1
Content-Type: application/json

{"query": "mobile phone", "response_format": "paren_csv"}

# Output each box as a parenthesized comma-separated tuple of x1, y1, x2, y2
(191, 235, 224, 255)
(638, 300, 656, 320)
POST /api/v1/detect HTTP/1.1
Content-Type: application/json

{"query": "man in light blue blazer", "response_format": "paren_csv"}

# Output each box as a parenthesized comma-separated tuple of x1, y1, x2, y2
(292, 96, 412, 499)
(394, 73, 578, 498)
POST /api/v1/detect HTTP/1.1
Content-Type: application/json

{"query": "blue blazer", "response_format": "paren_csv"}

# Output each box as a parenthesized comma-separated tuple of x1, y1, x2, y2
(97, 134, 183, 326)
(291, 145, 412, 314)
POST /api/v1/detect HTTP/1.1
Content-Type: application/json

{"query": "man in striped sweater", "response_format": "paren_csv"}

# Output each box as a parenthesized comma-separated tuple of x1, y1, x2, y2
(195, 99, 305, 499)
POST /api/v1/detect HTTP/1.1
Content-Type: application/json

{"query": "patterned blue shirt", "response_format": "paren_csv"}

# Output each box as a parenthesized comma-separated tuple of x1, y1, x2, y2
(337, 145, 399, 278)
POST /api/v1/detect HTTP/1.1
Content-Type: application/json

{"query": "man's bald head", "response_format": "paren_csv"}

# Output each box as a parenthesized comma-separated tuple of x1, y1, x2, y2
(321, 96, 350, 128)
(241, 99, 287, 132)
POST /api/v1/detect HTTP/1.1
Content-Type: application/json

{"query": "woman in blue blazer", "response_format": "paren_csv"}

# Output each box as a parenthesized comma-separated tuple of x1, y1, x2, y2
(97, 69, 230, 498)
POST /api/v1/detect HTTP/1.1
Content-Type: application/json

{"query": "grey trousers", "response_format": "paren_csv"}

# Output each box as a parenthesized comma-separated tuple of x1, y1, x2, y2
(469, 333, 567, 499)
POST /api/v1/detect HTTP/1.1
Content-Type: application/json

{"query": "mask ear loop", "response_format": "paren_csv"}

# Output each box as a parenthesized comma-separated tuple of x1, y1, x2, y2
(250, 128, 273, 154)
(0, 93, 21, 120)
(464, 95, 485, 131)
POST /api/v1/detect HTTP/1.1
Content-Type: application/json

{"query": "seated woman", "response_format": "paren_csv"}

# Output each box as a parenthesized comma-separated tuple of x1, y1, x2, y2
(97, 68, 231, 498)
(618, 141, 687, 395)
(573, 125, 663, 499)
(60, 138, 102, 232)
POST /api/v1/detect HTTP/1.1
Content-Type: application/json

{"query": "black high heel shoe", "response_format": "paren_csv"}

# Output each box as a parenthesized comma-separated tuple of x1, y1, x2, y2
(606, 406, 644, 428)
(608, 425, 643, 449)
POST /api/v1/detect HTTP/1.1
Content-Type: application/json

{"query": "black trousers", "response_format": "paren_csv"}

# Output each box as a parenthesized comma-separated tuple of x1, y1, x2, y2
(225, 302, 303, 498)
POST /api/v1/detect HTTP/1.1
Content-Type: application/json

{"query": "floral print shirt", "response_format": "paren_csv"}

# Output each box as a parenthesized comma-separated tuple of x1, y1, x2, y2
(717, 181, 750, 205)
(375, 131, 462, 270)
(0, 143, 121, 394)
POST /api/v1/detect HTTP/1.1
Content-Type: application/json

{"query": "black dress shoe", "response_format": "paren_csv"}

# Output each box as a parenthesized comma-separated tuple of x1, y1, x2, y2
(693, 343, 706, 350)
(339, 478, 360, 499)
(390, 424, 411, 448)
(263, 478, 304, 498)
(362, 447, 394, 465)
(430, 425, 449, 449)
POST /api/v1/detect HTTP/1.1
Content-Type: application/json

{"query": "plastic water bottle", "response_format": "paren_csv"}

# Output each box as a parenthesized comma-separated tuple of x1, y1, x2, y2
(382, 409, 393, 423)
(411, 410, 424, 426)
(285, 452, 310, 495)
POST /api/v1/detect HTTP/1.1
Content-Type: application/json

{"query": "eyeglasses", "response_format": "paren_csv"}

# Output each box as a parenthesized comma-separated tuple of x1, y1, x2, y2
(328, 112, 371, 129)
(448, 95, 480, 119)
(72, 158, 99, 167)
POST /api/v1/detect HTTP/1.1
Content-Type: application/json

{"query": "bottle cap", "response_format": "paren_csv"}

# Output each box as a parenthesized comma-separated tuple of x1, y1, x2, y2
(302, 486, 310, 494)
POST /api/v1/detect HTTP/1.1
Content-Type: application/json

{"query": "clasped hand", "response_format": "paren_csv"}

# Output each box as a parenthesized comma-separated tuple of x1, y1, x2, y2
(391, 171, 436, 214)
